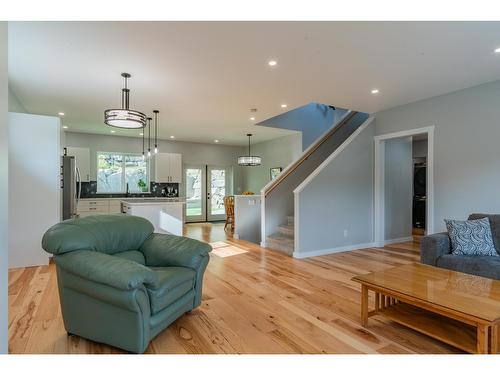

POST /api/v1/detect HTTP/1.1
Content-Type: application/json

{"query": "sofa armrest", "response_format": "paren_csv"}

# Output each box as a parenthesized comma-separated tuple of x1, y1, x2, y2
(140, 233, 211, 272)
(55, 250, 158, 291)
(420, 232, 452, 266)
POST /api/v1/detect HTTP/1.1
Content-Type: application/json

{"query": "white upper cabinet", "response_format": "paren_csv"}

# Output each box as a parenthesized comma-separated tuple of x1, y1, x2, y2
(155, 152, 182, 183)
(66, 146, 91, 182)
(169, 153, 183, 183)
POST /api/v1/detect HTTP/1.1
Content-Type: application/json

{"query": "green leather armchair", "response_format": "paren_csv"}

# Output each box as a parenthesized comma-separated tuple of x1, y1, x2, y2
(41, 214, 211, 353)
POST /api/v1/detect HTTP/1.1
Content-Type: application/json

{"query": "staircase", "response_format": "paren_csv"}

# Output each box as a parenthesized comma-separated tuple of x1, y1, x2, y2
(265, 216, 294, 255)
(261, 109, 370, 257)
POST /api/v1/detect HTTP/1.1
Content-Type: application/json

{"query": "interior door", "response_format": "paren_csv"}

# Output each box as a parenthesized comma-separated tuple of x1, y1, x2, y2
(206, 166, 229, 221)
(185, 166, 206, 223)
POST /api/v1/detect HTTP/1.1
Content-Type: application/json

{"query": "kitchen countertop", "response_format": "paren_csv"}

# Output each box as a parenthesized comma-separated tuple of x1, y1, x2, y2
(81, 197, 185, 201)
(121, 198, 186, 205)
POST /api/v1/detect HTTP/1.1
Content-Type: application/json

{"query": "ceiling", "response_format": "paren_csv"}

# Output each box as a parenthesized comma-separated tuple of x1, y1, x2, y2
(8, 21, 500, 145)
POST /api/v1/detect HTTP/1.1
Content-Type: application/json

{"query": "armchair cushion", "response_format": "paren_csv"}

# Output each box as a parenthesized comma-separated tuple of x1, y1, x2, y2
(55, 250, 159, 291)
(147, 267, 196, 314)
(140, 233, 212, 271)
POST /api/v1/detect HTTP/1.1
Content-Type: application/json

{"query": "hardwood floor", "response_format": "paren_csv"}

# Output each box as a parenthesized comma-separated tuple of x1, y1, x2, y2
(8, 223, 462, 354)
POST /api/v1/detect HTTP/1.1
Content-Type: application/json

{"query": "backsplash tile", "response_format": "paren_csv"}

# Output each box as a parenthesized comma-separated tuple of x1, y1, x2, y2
(80, 181, 179, 198)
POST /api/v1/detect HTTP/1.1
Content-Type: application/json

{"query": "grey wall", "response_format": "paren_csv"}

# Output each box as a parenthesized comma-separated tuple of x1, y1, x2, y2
(412, 139, 428, 158)
(8, 86, 26, 112)
(297, 121, 374, 255)
(242, 133, 302, 193)
(258, 103, 348, 150)
(375, 79, 500, 232)
(65, 132, 246, 194)
(0, 21, 7, 354)
(384, 137, 413, 241)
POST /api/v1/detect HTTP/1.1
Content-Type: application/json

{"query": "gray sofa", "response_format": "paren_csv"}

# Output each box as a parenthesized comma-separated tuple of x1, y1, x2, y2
(421, 213, 500, 280)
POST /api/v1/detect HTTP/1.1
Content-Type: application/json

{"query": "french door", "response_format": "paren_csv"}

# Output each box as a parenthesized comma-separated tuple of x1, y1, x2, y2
(185, 165, 230, 223)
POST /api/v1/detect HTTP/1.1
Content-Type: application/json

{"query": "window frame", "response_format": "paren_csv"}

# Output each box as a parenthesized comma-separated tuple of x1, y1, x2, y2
(96, 151, 150, 194)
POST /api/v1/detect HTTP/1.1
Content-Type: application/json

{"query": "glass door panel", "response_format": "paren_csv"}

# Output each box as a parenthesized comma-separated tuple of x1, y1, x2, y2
(207, 167, 228, 221)
(185, 166, 206, 223)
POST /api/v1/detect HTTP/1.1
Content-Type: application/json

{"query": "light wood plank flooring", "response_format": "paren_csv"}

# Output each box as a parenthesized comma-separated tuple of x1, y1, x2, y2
(8, 223, 462, 354)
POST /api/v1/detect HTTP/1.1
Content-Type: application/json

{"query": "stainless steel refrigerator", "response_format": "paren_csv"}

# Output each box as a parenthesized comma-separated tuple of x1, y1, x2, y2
(62, 155, 81, 220)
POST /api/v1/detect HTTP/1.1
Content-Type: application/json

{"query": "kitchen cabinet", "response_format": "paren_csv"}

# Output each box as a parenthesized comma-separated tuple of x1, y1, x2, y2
(66, 146, 91, 182)
(77, 199, 122, 217)
(155, 152, 182, 183)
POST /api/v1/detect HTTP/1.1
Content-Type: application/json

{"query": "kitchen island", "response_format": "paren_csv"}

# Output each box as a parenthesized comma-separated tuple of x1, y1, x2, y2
(121, 198, 185, 236)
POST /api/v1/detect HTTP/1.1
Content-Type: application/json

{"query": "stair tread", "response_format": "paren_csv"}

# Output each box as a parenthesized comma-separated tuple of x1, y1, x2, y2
(267, 233, 294, 243)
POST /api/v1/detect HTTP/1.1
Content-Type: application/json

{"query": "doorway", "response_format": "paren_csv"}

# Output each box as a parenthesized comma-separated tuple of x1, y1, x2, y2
(374, 126, 434, 247)
(185, 165, 231, 223)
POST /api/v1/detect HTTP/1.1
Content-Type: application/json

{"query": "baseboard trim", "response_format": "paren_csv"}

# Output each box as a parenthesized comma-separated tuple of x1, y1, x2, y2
(260, 241, 267, 248)
(292, 242, 376, 259)
(384, 236, 414, 245)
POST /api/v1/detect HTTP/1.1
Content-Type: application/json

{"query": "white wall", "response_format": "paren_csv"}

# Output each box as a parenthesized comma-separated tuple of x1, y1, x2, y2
(295, 120, 374, 257)
(384, 137, 413, 241)
(8, 86, 26, 112)
(65, 132, 247, 195)
(0, 21, 8, 354)
(9, 113, 60, 268)
(375, 80, 500, 232)
(242, 133, 302, 193)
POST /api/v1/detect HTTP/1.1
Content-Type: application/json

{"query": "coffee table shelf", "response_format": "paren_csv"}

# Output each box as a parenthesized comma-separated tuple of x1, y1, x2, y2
(378, 302, 476, 353)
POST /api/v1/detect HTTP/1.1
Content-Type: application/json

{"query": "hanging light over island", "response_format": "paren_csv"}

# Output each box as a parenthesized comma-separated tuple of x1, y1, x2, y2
(104, 73, 147, 129)
(238, 134, 262, 166)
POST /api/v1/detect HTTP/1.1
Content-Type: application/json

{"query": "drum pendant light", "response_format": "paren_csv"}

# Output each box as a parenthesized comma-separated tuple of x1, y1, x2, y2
(104, 73, 147, 129)
(238, 134, 261, 166)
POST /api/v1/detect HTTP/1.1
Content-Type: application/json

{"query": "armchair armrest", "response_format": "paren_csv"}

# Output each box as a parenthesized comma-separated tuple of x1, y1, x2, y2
(140, 233, 212, 271)
(420, 232, 452, 266)
(55, 250, 158, 291)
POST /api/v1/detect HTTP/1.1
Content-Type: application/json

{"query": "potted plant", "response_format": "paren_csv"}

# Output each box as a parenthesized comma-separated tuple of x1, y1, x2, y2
(137, 179, 148, 192)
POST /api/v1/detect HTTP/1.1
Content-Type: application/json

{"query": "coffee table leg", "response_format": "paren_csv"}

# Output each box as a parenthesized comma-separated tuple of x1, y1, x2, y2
(477, 324, 489, 354)
(491, 325, 498, 354)
(361, 285, 368, 327)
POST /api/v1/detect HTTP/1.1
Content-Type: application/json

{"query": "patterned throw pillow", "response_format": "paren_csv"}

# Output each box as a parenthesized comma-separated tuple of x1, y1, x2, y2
(445, 218, 498, 257)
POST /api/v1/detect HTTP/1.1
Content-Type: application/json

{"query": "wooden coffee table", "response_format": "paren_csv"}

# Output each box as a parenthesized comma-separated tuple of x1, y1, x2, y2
(352, 263, 500, 354)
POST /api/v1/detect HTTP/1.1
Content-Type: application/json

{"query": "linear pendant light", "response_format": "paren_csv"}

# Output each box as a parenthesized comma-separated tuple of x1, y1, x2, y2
(153, 110, 159, 154)
(104, 73, 147, 129)
(238, 134, 261, 166)
(142, 126, 145, 160)
(147, 117, 152, 158)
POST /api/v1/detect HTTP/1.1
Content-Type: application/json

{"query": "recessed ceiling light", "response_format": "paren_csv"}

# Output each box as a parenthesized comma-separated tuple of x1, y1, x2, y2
(62, 126, 68, 129)
(214, 139, 219, 143)
(58, 112, 65, 116)
(110, 130, 116, 133)
(495, 47, 500, 54)
(170, 135, 175, 139)
(281, 104, 287, 108)
(250, 117, 256, 121)
(371, 89, 380, 94)
(268, 60, 277, 66)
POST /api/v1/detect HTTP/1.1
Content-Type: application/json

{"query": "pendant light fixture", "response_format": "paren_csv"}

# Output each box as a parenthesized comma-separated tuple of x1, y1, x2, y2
(147, 117, 152, 158)
(153, 110, 159, 154)
(142, 127, 145, 160)
(104, 73, 147, 129)
(238, 134, 262, 166)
